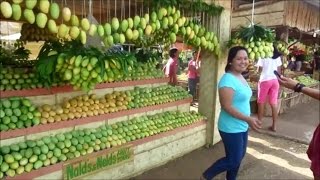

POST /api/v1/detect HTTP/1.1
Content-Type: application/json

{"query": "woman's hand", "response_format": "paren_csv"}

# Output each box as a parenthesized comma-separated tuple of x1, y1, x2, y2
(247, 117, 262, 131)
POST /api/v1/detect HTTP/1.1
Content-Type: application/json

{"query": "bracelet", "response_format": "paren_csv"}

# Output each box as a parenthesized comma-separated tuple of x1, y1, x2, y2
(294, 83, 305, 92)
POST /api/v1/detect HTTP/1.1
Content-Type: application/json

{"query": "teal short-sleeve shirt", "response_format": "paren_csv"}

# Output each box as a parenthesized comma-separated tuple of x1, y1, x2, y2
(218, 73, 252, 133)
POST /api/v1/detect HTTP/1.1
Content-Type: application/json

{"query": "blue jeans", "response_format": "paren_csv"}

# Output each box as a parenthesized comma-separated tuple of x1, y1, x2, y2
(188, 78, 198, 100)
(203, 130, 248, 180)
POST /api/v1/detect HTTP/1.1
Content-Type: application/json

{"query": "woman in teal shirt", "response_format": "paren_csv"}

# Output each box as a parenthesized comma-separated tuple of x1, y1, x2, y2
(202, 46, 262, 180)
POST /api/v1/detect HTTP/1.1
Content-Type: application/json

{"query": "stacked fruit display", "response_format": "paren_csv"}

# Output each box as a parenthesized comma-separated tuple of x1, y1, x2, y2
(229, 24, 275, 61)
(231, 39, 274, 61)
(0, 1, 220, 54)
(0, 97, 41, 131)
(0, 110, 203, 178)
(37, 85, 190, 124)
(295, 75, 319, 87)
(36, 40, 165, 92)
(20, 23, 58, 42)
(0, 67, 64, 91)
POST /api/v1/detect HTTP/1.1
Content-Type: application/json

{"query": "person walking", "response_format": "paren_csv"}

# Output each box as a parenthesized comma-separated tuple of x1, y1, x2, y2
(201, 46, 262, 180)
(163, 47, 179, 86)
(255, 45, 282, 132)
(277, 75, 319, 180)
(188, 51, 199, 104)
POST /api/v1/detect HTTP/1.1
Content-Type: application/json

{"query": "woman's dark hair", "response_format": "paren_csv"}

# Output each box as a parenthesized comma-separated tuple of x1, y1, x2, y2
(272, 44, 282, 59)
(225, 46, 248, 72)
(169, 48, 178, 58)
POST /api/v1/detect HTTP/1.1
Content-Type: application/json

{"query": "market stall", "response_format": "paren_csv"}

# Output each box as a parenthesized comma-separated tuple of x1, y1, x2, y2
(230, 0, 320, 116)
(0, 0, 228, 179)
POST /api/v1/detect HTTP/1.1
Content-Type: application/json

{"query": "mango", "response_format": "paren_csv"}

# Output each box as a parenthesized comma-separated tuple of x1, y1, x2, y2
(62, 7, 71, 22)
(145, 25, 152, 36)
(140, 18, 146, 29)
(1, 1, 12, 18)
(121, 19, 128, 32)
(12, 4, 21, 20)
(104, 23, 111, 35)
(133, 15, 140, 28)
(13, 0, 23, 4)
(119, 34, 125, 44)
(25, 0, 37, 9)
(50, 3, 60, 19)
(97, 25, 104, 37)
(80, 30, 86, 44)
(111, 17, 119, 31)
(39, 0, 50, 13)
(127, 18, 133, 28)
(58, 24, 69, 38)
(132, 29, 139, 40)
(23, 9, 35, 24)
(70, 15, 79, 26)
(69, 26, 80, 39)
(36, 13, 48, 28)
(126, 29, 133, 40)
(47, 19, 58, 33)
(106, 35, 113, 46)
(81, 18, 90, 31)
(88, 24, 97, 36)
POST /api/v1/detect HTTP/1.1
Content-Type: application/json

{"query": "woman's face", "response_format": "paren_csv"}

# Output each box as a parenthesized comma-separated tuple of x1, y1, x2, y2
(230, 50, 249, 73)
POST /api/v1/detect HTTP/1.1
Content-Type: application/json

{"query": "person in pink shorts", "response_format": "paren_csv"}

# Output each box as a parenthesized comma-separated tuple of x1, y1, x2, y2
(255, 46, 282, 131)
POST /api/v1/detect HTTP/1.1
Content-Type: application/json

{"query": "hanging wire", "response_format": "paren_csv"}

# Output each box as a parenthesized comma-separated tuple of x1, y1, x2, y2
(251, 0, 255, 26)
(100, 0, 102, 23)
(114, 0, 116, 17)
(72, 0, 75, 15)
(121, 0, 124, 20)
(84, 0, 87, 17)
(129, 0, 131, 19)
(88, 0, 92, 16)
(107, 0, 110, 21)
(135, 0, 137, 16)
(81, 0, 84, 18)
(147, 0, 149, 15)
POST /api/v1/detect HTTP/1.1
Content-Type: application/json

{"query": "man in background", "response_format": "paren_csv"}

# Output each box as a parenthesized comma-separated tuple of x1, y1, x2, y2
(163, 47, 179, 86)
(188, 51, 200, 104)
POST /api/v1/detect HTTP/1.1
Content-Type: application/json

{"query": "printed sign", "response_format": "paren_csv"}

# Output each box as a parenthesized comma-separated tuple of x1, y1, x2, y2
(63, 145, 134, 180)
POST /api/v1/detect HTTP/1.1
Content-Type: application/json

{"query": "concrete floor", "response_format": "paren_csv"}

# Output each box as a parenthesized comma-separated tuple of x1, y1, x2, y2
(133, 99, 319, 180)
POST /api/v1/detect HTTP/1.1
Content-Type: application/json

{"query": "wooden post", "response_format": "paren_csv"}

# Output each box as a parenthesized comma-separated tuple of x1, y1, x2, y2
(276, 26, 289, 74)
(198, 0, 231, 146)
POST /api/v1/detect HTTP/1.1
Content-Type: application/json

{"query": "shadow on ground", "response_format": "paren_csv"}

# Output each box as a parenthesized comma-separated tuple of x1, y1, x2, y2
(132, 132, 312, 180)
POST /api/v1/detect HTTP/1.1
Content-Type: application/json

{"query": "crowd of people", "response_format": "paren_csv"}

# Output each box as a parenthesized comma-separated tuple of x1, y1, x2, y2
(163, 45, 319, 180)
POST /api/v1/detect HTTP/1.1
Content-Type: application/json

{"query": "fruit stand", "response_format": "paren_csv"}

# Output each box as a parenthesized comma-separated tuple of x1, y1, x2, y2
(0, 0, 227, 179)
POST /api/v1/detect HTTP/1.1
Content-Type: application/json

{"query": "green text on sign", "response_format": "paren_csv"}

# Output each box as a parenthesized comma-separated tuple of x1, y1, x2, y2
(63, 145, 134, 180)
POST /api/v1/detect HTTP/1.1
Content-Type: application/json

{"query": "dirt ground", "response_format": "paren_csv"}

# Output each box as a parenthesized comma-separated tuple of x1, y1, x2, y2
(133, 132, 312, 180)
(133, 99, 319, 180)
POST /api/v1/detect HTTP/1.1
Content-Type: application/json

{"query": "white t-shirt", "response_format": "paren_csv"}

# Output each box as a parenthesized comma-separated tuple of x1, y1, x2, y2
(255, 57, 282, 82)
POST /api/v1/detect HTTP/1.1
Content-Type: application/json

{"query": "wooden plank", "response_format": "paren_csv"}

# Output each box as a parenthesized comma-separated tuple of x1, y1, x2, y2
(304, 7, 312, 32)
(298, 2, 308, 31)
(232, 1, 285, 17)
(231, 11, 284, 30)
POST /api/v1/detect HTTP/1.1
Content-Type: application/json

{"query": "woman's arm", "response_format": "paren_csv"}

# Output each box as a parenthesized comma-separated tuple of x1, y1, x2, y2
(219, 87, 262, 130)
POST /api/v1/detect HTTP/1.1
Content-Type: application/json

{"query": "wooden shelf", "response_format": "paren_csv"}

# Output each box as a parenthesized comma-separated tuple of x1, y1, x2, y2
(0, 78, 169, 98)
(6, 120, 206, 180)
(0, 98, 192, 140)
